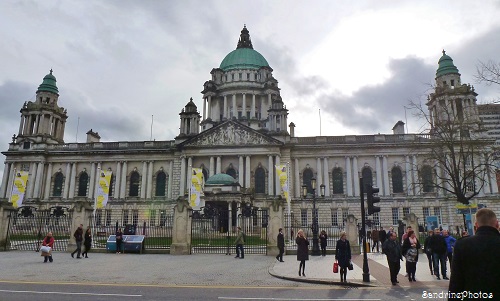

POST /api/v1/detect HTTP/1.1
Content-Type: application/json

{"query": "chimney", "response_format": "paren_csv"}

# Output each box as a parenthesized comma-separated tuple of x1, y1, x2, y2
(392, 121, 405, 135)
(86, 129, 101, 143)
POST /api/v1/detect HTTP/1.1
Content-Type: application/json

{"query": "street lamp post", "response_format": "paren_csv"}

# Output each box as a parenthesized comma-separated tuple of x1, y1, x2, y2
(302, 177, 325, 256)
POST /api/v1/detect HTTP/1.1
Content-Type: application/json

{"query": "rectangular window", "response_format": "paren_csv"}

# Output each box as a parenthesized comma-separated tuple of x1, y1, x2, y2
(149, 209, 156, 226)
(331, 209, 338, 226)
(300, 209, 308, 227)
(422, 207, 430, 219)
(403, 207, 410, 217)
(434, 207, 442, 225)
(373, 212, 380, 226)
(312, 208, 318, 222)
(391, 207, 399, 226)
(160, 210, 167, 227)
(342, 208, 349, 226)
(247, 73, 250, 80)
(239, 73, 242, 80)
(123, 210, 129, 226)
(95, 210, 102, 226)
(105, 209, 112, 226)
(132, 209, 139, 226)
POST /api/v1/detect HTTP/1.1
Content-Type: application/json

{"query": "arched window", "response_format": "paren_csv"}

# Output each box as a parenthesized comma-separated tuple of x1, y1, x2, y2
(226, 167, 237, 179)
(53, 172, 64, 197)
(391, 167, 404, 193)
(303, 168, 314, 194)
(77, 171, 88, 197)
(362, 167, 373, 191)
(421, 165, 434, 193)
(129, 171, 140, 197)
(255, 167, 266, 194)
(109, 174, 115, 197)
(332, 168, 343, 194)
(155, 171, 167, 197)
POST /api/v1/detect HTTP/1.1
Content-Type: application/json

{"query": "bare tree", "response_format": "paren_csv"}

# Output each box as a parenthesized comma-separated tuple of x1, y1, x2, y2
(475, 60, 500, 86)
(408, 99, 496, 205)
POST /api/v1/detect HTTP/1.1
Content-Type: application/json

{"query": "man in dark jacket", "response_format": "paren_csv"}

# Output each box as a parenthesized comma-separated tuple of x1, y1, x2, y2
(382, 232, 403, 285)
(71, 224, 84, 259)
(449, 208, 500, 300)
(276, 228, 285, 262)
(428, 228, 448, 280)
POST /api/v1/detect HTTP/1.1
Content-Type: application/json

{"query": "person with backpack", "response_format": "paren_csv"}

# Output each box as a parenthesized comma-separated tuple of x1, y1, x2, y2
(234, 226, 245, 259)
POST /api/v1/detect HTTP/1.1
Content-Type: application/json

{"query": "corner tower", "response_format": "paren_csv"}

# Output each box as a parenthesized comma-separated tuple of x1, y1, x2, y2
(16, 70, 68, 146)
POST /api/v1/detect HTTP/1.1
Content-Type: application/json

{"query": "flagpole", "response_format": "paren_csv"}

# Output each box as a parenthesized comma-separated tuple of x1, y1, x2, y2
(286, 162, 291, 242)
(92, 167, 101, 248)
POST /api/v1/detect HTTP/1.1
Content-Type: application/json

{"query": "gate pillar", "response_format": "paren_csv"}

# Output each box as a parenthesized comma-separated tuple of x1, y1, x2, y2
(346, 214, 360, 255)
(67, 201, 94, 252)
(403, 213, 419, 235)
(266, 198, 283, 256)
(0, 201, 16, 250)
(170, 198, 191, 255)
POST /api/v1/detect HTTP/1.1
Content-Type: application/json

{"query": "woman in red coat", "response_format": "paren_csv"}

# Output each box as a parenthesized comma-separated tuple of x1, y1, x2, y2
(42, 232, 55, 263)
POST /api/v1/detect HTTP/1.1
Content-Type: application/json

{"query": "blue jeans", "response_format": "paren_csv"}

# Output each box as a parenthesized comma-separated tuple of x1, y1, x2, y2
(432, 253, 447, 277)
(236, 244, 244, 258)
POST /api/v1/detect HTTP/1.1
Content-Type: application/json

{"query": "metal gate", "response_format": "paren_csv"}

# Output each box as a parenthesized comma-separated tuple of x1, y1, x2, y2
(190, 203, 268, 254)
(5, 206, 72, 251)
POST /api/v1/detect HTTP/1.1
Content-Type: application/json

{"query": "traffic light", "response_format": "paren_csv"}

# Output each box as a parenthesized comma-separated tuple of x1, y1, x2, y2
(367, 185, 380, 215)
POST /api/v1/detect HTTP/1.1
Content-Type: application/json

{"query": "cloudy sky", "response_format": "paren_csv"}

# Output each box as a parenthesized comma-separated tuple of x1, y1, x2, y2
(1, 1, 500, 180)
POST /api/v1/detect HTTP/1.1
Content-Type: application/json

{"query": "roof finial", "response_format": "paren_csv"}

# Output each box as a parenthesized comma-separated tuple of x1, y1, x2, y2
(190, 97, 193, 101)
(237, 25, 253, 49)
(442, 49, 446, 55)
(50, 68, 53, 74)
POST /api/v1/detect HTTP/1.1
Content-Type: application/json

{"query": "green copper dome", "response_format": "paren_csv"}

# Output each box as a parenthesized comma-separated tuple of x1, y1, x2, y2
(219, 25, 270, 71)
(220, 48, 269, 71)
(37, 69, 59, 94)
(205, 173, 236, 185)
(436, 50, 459, 77)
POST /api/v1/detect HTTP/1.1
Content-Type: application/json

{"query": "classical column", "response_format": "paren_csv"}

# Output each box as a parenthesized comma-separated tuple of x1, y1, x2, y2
(207, 96, 212, 120)
(316, 158, 322, 188)
(490, 159, 499, 193)
(88, 162, 96, 199)
(382, 156, 390, 196)
(18, 116, 24, 136)
(216, 156, 222, 174)
(203, 97, 207, 120)
(187, 157, 193, 193)
(238, 156, 244, 186)
(412, 156, 420, 195)
(146, 161, 153, 199)
(405, 155, 412, 195)
(294, 158, 300, 198)
(120, 161, 127, 198)
(435, 161, 443, 196)
(242, 93, 247, 118)
(179, 157, 186, 197)
(33, 162, 44, 199)
(275, 155, 281, 196)
(346, 157, 352, 196)
(209, 157, 215, 177)
(168, 161, 173, 198)
(245, 156, 251, 188)
(33, 115, 40, 134)
(268, 155, 274, 195)
(63, 163, 71, 199)
(0, 162, 11, 198)
(251, 94, 256, 118)
(39, 115, 45, 134)
(323, 157, 330, 197)
(26, 163, 36, 199)
(261, 95, 267, 119)
(353, 157, 359, 196)
(223, 95, 228, 119)
(68, 163, 77, 199)
(43, 163, 53, 200)
(375, 156, 382, 193)
(141, 161, 148, 199)
(232, 94, 237, 118)
(115, 162, 122, 198)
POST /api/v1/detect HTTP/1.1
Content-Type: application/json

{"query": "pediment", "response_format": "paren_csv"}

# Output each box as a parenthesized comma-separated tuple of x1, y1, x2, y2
(181, 121, 282, 147)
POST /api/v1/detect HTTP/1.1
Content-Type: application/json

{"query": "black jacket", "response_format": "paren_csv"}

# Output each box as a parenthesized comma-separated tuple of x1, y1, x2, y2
(379, 230, 387, 242)
(428, 233, 447, 255)
(73, 228, 83, 242)
(401, 237, 421, 262)
(277, 232, 285, 249)
(335, 239, 351, 268)
(382, 238, 402, 263)
(448, 226, 500, 300)
(296, 236, 309, 261)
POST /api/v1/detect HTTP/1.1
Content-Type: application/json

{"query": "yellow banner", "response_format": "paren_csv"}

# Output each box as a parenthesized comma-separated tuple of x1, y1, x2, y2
(95, 170, 112, 209)
(190, 168, 204, 207)
(275, 165, 290, 204)
(9, 171, 28, 208)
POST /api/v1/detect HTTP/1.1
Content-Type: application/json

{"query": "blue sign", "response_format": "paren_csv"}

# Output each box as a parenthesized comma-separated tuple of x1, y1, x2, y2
(426, 216, 439, 232)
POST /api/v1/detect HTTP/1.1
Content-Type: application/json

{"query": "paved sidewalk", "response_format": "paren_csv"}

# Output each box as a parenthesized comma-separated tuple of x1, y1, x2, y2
(269, 251, 452, 288)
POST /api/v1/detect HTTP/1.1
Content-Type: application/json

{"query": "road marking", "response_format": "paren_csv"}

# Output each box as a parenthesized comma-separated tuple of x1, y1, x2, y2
(219, 298, 382, 301)
(0, 289, 141, 297)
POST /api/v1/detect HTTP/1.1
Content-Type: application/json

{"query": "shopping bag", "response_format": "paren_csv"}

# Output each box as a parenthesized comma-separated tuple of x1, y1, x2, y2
(40, 246, 51, 253)
(348, 262, 354, 270)
(333, 261, 339, 273)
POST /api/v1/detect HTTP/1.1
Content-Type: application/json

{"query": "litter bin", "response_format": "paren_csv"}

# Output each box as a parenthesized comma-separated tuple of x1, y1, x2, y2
(365, 242, 371, 253)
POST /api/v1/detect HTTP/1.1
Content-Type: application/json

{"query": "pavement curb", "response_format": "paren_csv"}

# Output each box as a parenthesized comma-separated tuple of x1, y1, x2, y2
(268, 265, 377, 288)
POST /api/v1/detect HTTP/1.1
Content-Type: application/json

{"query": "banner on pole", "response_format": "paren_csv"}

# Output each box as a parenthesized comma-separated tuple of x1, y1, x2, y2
(9, 171, 28, 208)
(95, 170, 112, 209)
(276, 165, 290, 204)
(190, 168, 204, 208)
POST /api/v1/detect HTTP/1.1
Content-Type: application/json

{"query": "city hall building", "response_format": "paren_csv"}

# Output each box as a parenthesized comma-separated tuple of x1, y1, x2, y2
(0, 26, 498, 251)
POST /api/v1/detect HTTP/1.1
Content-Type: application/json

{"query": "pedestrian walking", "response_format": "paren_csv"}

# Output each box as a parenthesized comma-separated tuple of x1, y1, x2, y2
(335, 231, 351, 283)
(402, 230, 420, 282)
(428, 228, 448, 280)
(71, 224, 84, 259)
(234, 226, 245, 259)
(82, 226, 92, 258)
(319, 230, 328, 256)
(115, 228, 123, 254)
(379, 227, 387, 246)
(382, 232, 403, 285)
(296, 229, 309, 277)
(449, 208, 500, 299)
(442, 229, 456, 263)
(276, 228, 285, 262)
(423, 230, 434, 275)
(41, 231, 55, 263)
(371, 228, 380, 252)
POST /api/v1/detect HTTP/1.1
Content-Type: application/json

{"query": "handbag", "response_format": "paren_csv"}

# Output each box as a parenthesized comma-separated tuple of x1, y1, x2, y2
(333, 261, 339, 273)
(40, 246, 51, 253)
(348, 262, 354, 270)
